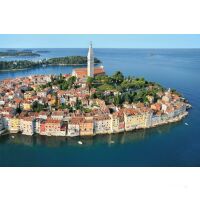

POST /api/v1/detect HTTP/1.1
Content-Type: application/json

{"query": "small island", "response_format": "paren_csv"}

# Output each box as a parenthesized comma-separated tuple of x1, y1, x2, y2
(0, 50, 40, 58)
(0, 43, 191, 137)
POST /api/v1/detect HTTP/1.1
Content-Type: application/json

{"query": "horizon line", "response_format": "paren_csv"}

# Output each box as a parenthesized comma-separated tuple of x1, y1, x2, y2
(1, 47, 200, 49)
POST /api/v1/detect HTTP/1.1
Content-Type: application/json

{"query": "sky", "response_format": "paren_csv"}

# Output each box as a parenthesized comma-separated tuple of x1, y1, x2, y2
(0, 34, 200, 48)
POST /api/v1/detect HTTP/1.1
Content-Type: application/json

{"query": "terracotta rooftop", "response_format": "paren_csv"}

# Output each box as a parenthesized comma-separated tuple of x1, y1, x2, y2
(74, 67, 105, 78)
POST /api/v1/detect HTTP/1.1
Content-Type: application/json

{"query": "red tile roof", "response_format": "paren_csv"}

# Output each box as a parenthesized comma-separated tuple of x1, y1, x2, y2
(74, 67, 105, 78)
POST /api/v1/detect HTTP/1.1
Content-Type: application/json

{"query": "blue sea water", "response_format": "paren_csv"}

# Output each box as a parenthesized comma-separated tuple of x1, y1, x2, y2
(0, 48, 200, 167)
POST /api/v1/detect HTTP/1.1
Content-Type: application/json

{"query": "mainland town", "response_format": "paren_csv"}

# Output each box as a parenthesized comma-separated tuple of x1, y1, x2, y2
(0, 44, 191, 137)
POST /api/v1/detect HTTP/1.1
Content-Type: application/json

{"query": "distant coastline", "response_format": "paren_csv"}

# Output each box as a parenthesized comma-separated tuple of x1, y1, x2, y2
(0, 50, 40, 57)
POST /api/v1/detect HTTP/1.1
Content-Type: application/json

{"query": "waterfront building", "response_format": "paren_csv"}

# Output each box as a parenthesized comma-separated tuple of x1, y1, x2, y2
(2, 115, 9, 130)
(21, 117, 35, 136)
(8, 117, 20, 133)
(173, 102, 187, 117)
(151, 112, 162, 126)
(40, 119, 66, 136)
(34, 118, 43, 134)
(79, 119, 94, 136)
(110, 111, 125, 133)
(94, 115, 112, 134)
(165, 106, 175, 119)
(124, 108, 139, 131)
(124, 108, 152, 131)
(67, 118, 80, 137)
(139, 107, 153, 128)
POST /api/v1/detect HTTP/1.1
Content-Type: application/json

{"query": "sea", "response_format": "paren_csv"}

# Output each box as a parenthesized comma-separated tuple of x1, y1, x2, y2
(0, 48, 200, 167)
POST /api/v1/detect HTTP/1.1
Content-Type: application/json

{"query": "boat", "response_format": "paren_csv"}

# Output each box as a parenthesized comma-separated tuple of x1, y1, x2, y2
(110, 140, 115, 144)
(185, 123, 189, 126)
(11, 135, 15, 139)
(78, 141, 83, 145)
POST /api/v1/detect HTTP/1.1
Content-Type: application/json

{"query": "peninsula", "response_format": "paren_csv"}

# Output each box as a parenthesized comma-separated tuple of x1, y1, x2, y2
(0, 56, 101, 71)
(0, 43, 190, 137)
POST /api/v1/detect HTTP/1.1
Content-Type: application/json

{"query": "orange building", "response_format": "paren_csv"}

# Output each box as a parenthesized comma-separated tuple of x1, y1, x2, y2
(79, 119, 94, 136)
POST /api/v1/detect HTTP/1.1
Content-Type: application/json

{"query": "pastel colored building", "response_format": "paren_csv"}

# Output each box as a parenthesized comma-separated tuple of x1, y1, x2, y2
(8, 117, 20, 133)
(21, 117, 35, 136)
(40, 119, 66, 136)
(79, 119, 94, 136)
(94, 115, 112, 134)
(67, 118, 80, 137)
(23, 102, 32, 111)
(110, 111, 125, 133)
(124, 108, 152, 131)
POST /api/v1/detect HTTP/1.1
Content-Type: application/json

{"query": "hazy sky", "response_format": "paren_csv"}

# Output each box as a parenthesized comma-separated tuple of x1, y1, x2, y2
(0, 34, 200, 48)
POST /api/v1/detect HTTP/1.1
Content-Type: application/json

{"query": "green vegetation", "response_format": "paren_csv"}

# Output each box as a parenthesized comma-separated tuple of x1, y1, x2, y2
(0, 60, 40, 71)
(32, 101, 48, 112)
(98, 83, 115, 91)
(46, 56, 100, 65)
(0, 56, 101, 71)
(40, 75, 77, 91)
(36, 71, 166, 109)
(91, 71, 165, 106)
(171, 89, 182, 97)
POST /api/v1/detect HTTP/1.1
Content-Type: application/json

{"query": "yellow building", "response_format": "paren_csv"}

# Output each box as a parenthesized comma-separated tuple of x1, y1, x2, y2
(49, 98, 56, 106)
(23, 103, 32, 111)
(8, 117, 20, 133)
(124, 108, 151, 131)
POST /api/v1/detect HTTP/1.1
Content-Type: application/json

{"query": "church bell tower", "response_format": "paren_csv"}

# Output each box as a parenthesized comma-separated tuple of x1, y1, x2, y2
(87, 42, 94, 77)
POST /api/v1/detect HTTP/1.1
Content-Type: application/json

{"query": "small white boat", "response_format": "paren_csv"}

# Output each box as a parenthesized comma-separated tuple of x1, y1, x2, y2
(110, 140, 115, 144)
(11, 135, 15, 139)
(78, 141, 83, 145)
(185, 123, 189, 126)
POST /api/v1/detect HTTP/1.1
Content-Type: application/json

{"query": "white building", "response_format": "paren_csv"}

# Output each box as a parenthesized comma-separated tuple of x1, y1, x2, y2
(21, 117, 35, 136)
(67, 121, 80, 137)
(94, 115, 112, 134)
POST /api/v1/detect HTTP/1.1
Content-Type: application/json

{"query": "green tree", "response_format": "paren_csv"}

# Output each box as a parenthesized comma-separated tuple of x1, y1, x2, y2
(112, 71, 124, 84)
(87, 76, 94, 92)
(113, 95, 124, 107)
(68, 76, 76, 89)
(32, 101, 46, 112)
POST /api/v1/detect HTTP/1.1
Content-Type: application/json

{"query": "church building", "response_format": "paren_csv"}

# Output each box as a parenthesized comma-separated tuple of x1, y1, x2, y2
(72, 42, 105, 79)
